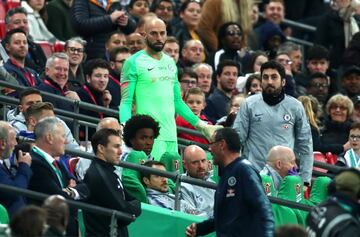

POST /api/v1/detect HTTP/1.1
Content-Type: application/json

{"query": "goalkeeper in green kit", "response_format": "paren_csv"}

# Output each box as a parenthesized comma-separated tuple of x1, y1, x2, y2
(120, 18, 220, 160)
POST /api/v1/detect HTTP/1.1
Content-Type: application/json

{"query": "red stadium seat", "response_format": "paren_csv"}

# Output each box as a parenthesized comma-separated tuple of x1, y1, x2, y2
(5, 0, 21, 11)
(34, 41, 53, 58)
(325, 152, 338, 165)
(0, 4, 6, 40)
(53, 41, 65, 52)
(313, 151, 327, 173)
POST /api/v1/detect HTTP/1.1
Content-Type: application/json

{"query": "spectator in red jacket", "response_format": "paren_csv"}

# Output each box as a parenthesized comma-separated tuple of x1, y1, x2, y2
(176, 87, 212, 144)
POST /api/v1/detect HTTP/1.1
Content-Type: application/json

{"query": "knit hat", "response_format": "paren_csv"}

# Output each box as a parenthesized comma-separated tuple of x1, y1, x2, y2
(334, 169, 360, 200)
(342, 65, 360, 79)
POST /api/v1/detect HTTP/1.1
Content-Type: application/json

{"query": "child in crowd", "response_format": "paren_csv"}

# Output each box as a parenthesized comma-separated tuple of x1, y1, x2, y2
(176, 87, 212, 144)
(337, 122, 360, 168)
(178, 68, 198, 99)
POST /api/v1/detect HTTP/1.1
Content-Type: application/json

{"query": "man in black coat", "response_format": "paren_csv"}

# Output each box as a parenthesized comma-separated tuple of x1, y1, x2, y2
(28, 117, 88, 236)
(5, 7, 47, 74)
(76, 58, 112, 140)
(307, 168, 360, 236)
(84, 128, 141, 237)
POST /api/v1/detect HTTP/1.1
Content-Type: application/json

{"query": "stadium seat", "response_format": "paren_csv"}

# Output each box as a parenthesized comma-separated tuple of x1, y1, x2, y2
(0, 204, 9, 224)
(53, 41, 65, 53)
(277, 175, 312, 225)
(0, 4, 6, 40)
(272, 204, 299, 226)
(325, 152, 338, 165)
(160, 152, 184, 174)
(313, 151, 327, 173)
(121, 151, 148, 203)
(5, 0, 21, 11)
(260, 174, 276, 197)
(309, 176, 332, 205)
(260, 175, 298, 226)
(34, 41, 53, 58)
(129, 203, 215, 237)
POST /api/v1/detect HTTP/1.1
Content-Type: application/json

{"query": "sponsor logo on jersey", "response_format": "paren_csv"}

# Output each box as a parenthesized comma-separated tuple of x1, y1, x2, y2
(283, 114, 291, 121)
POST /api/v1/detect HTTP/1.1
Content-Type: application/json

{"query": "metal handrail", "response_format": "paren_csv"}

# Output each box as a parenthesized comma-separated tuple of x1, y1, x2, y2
(282, 18, 316, 32)
(258, 12, 317, 32)
(66, 148, 312, 212)
(0, 94, 101, 125)
(287, 36, 314, 47)
(0, 184, 135, 222)
(0, 80, 118, 117)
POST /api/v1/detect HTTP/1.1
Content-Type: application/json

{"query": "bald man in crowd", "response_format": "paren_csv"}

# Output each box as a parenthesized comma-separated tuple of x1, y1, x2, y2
(42, 195, 69, 236)
(181, 145, 215, 218)
(260, 145, 298, 190)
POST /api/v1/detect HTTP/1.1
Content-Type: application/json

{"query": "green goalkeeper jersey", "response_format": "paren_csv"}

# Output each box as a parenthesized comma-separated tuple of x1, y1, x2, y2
(120, 50, 199, 141)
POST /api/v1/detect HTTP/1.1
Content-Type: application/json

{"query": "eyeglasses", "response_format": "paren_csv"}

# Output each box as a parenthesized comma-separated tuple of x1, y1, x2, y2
(180, 80, 197, 85)
(226, 30, 242, 37)
(67, 47, 84, 54)
(330, 104, 348, 111)
(349, 135, 360, 141)
(157, 5, 173, 11)
(310, 83, 329, 88)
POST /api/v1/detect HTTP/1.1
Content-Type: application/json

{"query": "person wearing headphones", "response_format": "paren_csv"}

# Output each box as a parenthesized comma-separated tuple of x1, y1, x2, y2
(306, 168, 360, 236)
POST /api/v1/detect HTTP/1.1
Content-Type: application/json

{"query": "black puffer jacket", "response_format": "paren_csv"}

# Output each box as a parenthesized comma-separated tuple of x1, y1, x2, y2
(71, 0, 136, 60)
(320, 118, 352, 145)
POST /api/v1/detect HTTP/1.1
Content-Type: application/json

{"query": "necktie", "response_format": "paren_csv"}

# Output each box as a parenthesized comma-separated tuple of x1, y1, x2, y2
(52, 160, 59, 170)
(52, 160, 65, 188)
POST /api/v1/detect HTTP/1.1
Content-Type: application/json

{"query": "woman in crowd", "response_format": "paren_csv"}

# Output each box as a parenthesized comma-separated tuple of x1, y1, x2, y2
(321, 94, 354, 146)
(22, 0, 57, 42)
(244, 73, 262, 96)
(243, 50, 268, 74)
(299, 95, 350, 155)
(173, 0, 203, 50)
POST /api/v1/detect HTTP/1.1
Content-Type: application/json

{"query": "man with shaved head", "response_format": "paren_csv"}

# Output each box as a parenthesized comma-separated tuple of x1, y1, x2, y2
(181, 145, 215, 218)
(260, 145, 298, 190)
(42, 195, 69, 236)
(120, 17, 220, 160)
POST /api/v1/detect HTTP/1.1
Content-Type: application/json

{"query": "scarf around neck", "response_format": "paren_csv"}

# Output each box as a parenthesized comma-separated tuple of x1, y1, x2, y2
(262, 89, 285, 106)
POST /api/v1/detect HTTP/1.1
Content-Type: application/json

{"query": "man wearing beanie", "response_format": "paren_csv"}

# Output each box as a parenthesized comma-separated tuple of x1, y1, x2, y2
(306, 168, 360, 236)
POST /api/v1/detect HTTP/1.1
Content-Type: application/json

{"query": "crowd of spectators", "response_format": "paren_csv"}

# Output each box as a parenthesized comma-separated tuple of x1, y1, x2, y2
(0, 0, 360, 236)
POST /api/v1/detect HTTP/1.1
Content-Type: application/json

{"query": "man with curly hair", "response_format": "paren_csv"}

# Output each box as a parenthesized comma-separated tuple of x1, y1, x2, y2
(122, 114, 160, 161)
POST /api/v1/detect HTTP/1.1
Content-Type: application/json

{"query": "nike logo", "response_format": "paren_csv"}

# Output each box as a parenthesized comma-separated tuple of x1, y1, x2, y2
(254, 113, 263, 117)
(147, 67, 154, 71)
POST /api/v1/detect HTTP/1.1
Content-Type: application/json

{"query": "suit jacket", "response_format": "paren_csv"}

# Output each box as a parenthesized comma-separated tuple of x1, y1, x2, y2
(0, 162, 32, 217)
(28, 149, 88, 200)
(84, 158, 141, 237)
(29, 148, 88, 236)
